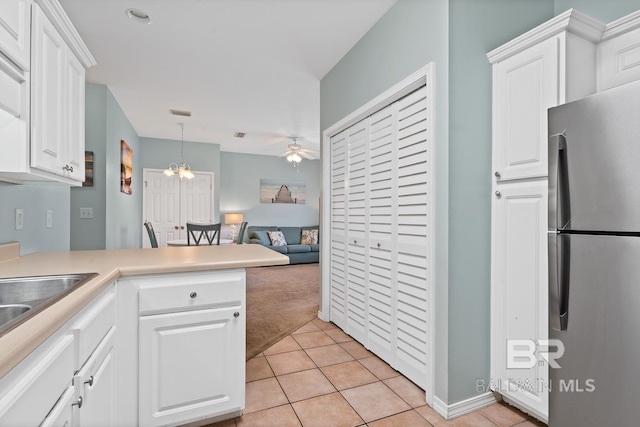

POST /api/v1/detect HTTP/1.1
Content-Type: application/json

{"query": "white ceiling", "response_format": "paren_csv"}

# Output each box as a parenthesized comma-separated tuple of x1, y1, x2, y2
(59, 0, 397, 158)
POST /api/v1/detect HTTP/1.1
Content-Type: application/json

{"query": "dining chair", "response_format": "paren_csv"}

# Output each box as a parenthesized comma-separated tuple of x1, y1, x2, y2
(187, 222, 221, 246)
(144, 222, 158, 248)
(236, 221, 248, 245)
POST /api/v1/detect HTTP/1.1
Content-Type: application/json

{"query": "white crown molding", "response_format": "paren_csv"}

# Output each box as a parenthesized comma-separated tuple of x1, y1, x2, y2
(433, 392, 499, 420)
(601, 10, 640, 41)
(34, 0, 97, 68)
(487, 9, 605, 64)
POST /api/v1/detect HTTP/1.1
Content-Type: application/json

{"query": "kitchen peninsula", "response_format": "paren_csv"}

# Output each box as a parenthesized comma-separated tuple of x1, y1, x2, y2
(0, 243, 288, 426)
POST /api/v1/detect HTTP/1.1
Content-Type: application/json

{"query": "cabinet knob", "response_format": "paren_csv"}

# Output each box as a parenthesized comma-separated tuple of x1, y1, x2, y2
(377, 242, 381, 248)
(84, 376, 94, 387)
(190, 292, 197, 298)
(353, 239, 357, 245)
(494, 171, 501, 178)
(72, 396, 83, 409)
(495, 191, 501, 198)
(234, 312, 240, 318)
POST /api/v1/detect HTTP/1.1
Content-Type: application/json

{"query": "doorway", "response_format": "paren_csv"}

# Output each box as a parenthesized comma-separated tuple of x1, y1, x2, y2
(142, 168, 215, 247)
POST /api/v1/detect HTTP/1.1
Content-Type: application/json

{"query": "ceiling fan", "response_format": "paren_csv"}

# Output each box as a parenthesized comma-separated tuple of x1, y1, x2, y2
(278, 137, 318, 166)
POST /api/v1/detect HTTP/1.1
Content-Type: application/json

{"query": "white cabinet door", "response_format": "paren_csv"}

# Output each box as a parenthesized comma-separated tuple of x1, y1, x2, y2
(493, 37, 559, 182)
(30, 3, 65, 176)
(139, 307, 244, 427)
(0, 0, 31, 70)
(65, 50, 86, 182)
(40, 386, 76, 427)
(75, 327, 116, 427)
(491, 180, 548, 420)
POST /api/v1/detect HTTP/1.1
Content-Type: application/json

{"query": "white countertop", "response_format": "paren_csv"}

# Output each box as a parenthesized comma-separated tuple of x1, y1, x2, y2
(0, 243, 288, 379)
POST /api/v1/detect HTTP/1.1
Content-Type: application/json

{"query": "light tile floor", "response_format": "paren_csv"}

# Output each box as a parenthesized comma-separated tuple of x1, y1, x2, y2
(210, 317, 546, 427)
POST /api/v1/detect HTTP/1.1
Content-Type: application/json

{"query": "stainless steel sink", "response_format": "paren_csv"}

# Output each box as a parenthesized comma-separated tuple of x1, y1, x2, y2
(0, 273, 97, 336)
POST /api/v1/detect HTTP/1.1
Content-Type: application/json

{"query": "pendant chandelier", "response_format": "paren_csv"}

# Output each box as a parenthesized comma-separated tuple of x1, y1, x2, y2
(163, 123, 194, 180)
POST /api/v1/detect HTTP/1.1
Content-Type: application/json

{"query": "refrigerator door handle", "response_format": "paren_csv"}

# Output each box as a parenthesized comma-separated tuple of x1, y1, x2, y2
(548, 133, 571, 230)
(549, 231, 570, 331)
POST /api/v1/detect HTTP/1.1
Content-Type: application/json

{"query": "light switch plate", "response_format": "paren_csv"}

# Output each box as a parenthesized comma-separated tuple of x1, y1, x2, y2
(15, 209, 23, 230)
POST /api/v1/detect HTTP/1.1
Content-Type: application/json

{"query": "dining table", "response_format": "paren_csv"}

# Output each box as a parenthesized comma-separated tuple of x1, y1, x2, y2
(166, 238, 233, 247)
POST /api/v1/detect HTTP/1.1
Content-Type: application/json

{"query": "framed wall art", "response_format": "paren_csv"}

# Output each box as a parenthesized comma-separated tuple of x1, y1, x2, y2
(260, 179, 306, 204)
(120, 140, 133, 195)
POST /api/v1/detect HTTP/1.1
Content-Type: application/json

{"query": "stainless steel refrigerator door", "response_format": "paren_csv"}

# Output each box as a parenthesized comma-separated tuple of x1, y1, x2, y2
(548, 79, 640, 233)
(549, 234, 640, 426)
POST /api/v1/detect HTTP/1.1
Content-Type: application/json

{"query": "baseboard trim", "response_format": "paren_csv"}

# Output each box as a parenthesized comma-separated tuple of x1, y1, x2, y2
(317, 310, 328, 322)
(433, 392, 499, 420)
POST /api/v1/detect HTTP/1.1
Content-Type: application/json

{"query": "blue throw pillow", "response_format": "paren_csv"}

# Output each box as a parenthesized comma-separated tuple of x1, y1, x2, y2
(253, 230, 271, 245)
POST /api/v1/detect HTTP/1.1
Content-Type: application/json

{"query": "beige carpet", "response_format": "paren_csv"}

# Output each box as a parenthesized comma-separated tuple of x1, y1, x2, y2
(246, 263, 319, 360)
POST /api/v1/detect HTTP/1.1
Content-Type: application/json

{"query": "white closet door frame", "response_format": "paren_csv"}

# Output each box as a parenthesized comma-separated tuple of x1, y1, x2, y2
(321, 63, 435, 405)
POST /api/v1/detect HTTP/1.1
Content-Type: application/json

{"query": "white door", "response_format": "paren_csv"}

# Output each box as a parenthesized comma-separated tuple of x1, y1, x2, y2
(329, 130, 348, 330)
(346, 119, 369, 344)
(143, 169, 214, 247)
(491, 180, 548, 419)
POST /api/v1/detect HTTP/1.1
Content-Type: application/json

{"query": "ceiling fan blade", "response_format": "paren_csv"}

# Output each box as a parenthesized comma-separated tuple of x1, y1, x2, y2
(278, 151, 290, 158)
(300, 151, 315, 160)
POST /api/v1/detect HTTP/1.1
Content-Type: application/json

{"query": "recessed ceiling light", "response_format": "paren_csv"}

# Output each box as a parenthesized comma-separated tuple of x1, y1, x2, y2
(126, 8, 151, 24)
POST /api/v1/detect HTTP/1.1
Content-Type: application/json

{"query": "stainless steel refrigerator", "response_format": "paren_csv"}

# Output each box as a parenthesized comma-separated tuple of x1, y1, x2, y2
(548, 79, 640, 426)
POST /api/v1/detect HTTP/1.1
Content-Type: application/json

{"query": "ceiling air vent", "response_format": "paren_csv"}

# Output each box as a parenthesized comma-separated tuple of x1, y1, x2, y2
(170, 109, 192, 117)
(234, 132, 246, 138)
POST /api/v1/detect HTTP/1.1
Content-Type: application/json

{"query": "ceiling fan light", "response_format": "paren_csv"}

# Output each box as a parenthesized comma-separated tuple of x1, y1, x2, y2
(287, 154, 294, 162)
(291, 153, 302, 163)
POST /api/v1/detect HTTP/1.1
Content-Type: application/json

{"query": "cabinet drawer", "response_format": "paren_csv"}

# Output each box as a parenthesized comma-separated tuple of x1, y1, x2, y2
(138, 270, 244, 315)
(72, 285, 116, 370)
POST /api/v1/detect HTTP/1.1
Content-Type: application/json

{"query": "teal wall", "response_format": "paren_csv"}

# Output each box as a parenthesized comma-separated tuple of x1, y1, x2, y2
(219, 152, 321, 232)
(448, 0, 554, 404)
(70, 84, 107, 250)
(0, 182, 70, 255)
(555, 0, 639, 22)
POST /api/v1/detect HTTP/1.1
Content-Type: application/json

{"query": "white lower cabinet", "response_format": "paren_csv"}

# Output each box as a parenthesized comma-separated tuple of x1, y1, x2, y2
(491, 180, 548, 420)
(0, 282, 116, 427)
(139, 307, 243, 426)
(117, 269, 246, 427)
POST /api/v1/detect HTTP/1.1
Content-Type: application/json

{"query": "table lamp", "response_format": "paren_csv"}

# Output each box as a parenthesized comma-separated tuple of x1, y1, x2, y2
(225, 213, 244, 241)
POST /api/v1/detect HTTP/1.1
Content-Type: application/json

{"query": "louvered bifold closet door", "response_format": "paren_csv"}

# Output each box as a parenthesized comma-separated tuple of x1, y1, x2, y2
(345, 120, 370, 343)
(367, 104, 397, 362)
(394, 86, 430, 390)
(329, 129, 348, 330)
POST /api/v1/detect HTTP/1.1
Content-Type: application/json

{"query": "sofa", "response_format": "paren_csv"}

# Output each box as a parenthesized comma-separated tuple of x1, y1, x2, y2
(247, 225, 319, 264)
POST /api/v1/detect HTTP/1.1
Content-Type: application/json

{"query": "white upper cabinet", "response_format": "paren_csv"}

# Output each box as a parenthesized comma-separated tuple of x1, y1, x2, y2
(488, 9, 604, 183)
(0, 0, 95, 185)
(0, 0, 31, 70)
(598, 11, 640, 91)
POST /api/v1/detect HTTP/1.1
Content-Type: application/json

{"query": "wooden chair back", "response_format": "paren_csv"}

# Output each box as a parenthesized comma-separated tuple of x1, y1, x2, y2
(187, 222, 221, 246)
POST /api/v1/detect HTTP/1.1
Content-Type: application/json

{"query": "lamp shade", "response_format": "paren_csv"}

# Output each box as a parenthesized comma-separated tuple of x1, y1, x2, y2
(224, 213, 244, 224)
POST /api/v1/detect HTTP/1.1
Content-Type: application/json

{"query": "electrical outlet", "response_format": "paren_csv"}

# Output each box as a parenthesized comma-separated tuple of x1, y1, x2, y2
(80, 207, 94, 219)
(15, 208, 23, 230)
(46, 210, 53, 228)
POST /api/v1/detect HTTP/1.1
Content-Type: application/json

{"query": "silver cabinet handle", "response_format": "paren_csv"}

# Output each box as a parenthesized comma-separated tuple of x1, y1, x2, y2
(84, 376, 94, 387)
(190, 292, 197, 298)
(495, 191, 501, 198)
(72, 396, 83, 408)
(234, 312, 240, 318)
(494, 171, 501, 178)
(62, 165, 74, 173)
